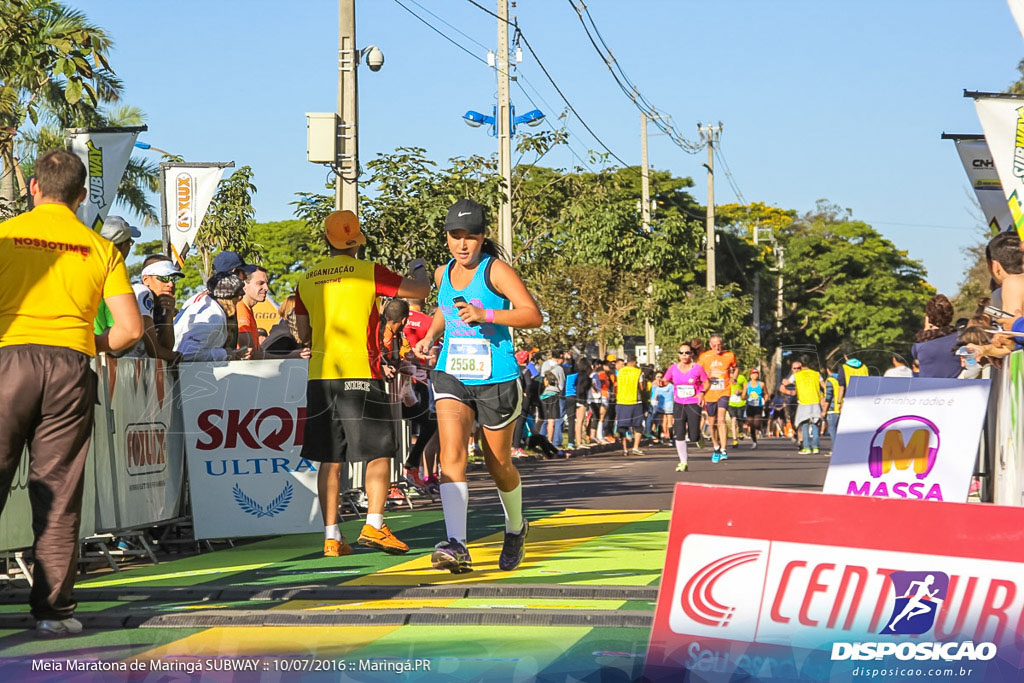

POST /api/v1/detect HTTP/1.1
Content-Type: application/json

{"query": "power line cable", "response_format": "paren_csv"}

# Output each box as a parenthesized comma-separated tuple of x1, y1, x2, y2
(464, 0, 629, 166)
(405, 0, 490, 52)
(392, 0, 488, 65)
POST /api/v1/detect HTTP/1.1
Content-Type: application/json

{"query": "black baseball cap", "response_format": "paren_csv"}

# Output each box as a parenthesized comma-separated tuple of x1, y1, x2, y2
(444, 198, 486, 235)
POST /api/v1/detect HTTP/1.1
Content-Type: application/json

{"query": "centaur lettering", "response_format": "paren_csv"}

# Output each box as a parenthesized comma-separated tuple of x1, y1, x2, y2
(86, 140, 105, 208)
(176, 173, 192, 231)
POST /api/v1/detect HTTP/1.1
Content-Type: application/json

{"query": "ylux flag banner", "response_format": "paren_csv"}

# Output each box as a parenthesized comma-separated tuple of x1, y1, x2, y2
(971, 92, 1024, 238)
(161, 162, 232, 267)
(66, 126, 146, 232)
(943, 134, 1013, 234)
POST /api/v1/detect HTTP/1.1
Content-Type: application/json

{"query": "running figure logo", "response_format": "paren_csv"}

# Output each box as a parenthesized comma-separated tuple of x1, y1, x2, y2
(880, 570, 949, 635)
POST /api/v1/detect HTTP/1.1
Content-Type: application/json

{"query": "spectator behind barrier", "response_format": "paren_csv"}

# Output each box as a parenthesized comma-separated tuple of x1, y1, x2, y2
(986, 232, 1024, 313)
(125, 255, 183, 363)
(262, 294, 311, 359)
(93, 215, 141, 338)
(911, 294, 960, 379)
(173, 272, 250, 361)
(238, 266, 269, 354)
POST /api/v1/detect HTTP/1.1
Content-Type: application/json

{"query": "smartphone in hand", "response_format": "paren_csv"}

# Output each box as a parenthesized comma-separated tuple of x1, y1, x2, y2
(452, 295, 479, 326)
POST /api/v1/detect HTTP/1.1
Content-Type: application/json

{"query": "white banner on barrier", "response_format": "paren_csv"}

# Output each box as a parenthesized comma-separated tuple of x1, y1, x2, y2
(94, 356, 185, 531)
(823, 377, 991, 503)
(179, 359, 321, 539)
(994, 351, 1024, 506)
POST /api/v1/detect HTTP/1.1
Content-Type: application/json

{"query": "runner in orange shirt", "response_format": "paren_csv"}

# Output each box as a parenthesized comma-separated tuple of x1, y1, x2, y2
(697, 334, 736, 463)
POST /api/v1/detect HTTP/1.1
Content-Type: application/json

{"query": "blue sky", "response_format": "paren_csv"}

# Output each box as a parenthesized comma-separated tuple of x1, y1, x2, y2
(75, 0, 1022, 294)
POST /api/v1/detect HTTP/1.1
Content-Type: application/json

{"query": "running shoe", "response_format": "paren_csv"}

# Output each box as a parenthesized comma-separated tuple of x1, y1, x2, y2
(732, 439, 738, 448)
(387, 486, 406, 502)
(357, 524, 409, 554)
(711, 450, 721, 464)
(498, 518, 529, 571)
(812, 448, 820, 455)
(799, 448, 812, 455)
(696, 438, 706, 450)
(403, 467, 426, 490)
(432, 538, 473, 574)
(35, 617, 83, 638)
(675, 462, 688, 472)
(604, 436, 617, 444)
(631, 448, 645, 456)
(750, 442, 758, 450)
(622, 449, 630, 457)
(323, 538, 353, 557)
(719, 450, 728, 461)
(566, 442, 576, 450)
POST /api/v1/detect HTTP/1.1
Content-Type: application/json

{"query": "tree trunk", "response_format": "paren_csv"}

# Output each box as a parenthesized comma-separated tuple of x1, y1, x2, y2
(0, 138, 16, 206)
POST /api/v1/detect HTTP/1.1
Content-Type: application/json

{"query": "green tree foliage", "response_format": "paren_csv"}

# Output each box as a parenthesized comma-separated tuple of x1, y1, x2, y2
(191, 165, 260, 280)
(657, 284, 760, 370)
(776, 202, 933, 363)
(0, 0, 121, 208)
(250, 220, 326, 300)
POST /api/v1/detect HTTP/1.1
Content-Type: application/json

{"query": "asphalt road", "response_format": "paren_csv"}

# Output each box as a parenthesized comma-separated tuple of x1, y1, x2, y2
(462, 434, 832, 511)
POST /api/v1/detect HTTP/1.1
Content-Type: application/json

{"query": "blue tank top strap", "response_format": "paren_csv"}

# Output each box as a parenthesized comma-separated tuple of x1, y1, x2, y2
(436, 255, 518, 385)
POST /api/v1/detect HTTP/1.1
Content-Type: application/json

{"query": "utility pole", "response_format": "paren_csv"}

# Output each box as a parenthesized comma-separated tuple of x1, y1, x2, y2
(336, 0, 358, 212)
(641, 113, 656, 366)
(496, 0, 513, 256)
(698, 123, 721, 291)
(752, 221, 761, 348)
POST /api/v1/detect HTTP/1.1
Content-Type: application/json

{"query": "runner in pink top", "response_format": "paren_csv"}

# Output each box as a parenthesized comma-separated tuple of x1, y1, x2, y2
(663, 342, 710, 472)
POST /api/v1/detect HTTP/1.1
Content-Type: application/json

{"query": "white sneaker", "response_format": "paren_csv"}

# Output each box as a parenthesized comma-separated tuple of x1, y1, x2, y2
(750, 442, 757, 450)
(35, 617, 83, 638)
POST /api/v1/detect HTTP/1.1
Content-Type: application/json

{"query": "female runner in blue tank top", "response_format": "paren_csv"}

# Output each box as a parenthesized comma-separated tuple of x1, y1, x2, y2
(413, 198, 542, 574)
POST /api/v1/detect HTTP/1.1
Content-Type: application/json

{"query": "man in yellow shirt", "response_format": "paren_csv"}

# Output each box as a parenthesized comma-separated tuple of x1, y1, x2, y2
(615, 354, 646, 456)
(295, 210, 429, 558)
(780, 356, 828, 455)
(0, 150, 143, 637)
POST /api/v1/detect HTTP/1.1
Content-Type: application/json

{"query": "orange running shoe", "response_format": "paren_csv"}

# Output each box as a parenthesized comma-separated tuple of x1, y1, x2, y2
(323, 538, 353, 557)
(357, 524, 409, 554)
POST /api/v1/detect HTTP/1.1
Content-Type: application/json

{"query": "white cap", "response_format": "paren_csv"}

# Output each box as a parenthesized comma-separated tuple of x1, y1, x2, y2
(141, 260, 183, 278)
(99, 215, 141, 245)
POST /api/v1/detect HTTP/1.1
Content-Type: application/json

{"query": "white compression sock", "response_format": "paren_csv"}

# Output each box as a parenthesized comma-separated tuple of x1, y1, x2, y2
(439, 481, 469, 543)
(497, 483, 524, 533)
(365, 513, 384, 530)
(325, 524, 341, 541)
(675, 440, 688, 465)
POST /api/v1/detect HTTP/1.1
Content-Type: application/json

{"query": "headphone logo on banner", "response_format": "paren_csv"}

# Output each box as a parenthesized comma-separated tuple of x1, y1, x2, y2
(880, 571, 949, 636)
(868, 416, 940, 480)
(680, 551, 762, 627)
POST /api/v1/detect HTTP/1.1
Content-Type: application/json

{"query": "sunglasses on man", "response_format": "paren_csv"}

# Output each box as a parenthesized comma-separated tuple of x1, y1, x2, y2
(152, 275, 180, 283)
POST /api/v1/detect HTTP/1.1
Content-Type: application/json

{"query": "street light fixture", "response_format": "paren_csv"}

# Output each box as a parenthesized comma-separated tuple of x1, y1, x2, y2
(134, 141, 175, 157)
(461, 105, 544, 137)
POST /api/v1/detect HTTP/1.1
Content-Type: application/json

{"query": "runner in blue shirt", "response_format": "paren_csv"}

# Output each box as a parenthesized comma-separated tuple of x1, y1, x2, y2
(414, 199, 543, 574)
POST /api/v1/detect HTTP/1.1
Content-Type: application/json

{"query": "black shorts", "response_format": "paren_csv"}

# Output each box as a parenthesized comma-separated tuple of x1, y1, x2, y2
(728, 405, 745, 419)
(705, 397, 730, 417)
(431, 371, 523, 430)
(300, 378, 397, 463)
(616, 403, 644, 431)
(746, 405, 764, 419)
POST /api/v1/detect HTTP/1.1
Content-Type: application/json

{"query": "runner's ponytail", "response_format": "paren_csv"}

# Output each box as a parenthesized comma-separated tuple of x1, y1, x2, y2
(481, 237, 509, 262)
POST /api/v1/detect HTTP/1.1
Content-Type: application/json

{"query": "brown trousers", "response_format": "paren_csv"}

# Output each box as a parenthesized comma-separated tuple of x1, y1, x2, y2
(0, 344, 96, 620)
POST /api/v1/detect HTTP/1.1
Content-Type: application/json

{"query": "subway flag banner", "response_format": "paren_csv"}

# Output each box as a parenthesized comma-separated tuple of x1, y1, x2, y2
(645, 484, 1024, 682)
(972, 92, 1024, 239)
(66, 126, 145, 232)
(161, 162, 231, 267)
(822, 377, 990, 503)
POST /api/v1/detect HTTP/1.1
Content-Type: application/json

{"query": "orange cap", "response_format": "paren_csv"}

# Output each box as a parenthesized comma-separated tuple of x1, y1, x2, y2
(325, 210, 366, 249)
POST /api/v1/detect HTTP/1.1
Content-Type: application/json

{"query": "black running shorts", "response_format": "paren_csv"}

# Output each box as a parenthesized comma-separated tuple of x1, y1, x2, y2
(300, 378, 397, 463)
(431, 371, 523, 430)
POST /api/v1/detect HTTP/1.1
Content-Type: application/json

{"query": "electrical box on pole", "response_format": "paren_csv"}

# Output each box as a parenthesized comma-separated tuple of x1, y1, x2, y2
(305, 113, 339, 163)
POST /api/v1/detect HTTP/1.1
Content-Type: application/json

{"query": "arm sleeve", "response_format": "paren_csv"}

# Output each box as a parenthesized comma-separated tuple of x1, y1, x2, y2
(294, 289, 307, 315)
(374, 265, 403, 297)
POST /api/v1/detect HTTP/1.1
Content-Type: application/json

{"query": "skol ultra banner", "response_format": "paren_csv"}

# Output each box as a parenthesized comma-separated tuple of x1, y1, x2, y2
(945, 135, 1013, 233)
(972, 93, 1024, 238)
(178, 359, 322, 540)
(161, 163, 231, 267)
(646, 484, 1024, 682)
(823, 377, 990, 503)
(66, 126, 146, 232)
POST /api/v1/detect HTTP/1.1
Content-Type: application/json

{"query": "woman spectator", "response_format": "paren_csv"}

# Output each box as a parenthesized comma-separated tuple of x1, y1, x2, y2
(911, 294, 960, 378)
(262, 294, 312, 358)
(174, 273, 251, 362)
(573, 357, 593, 449)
